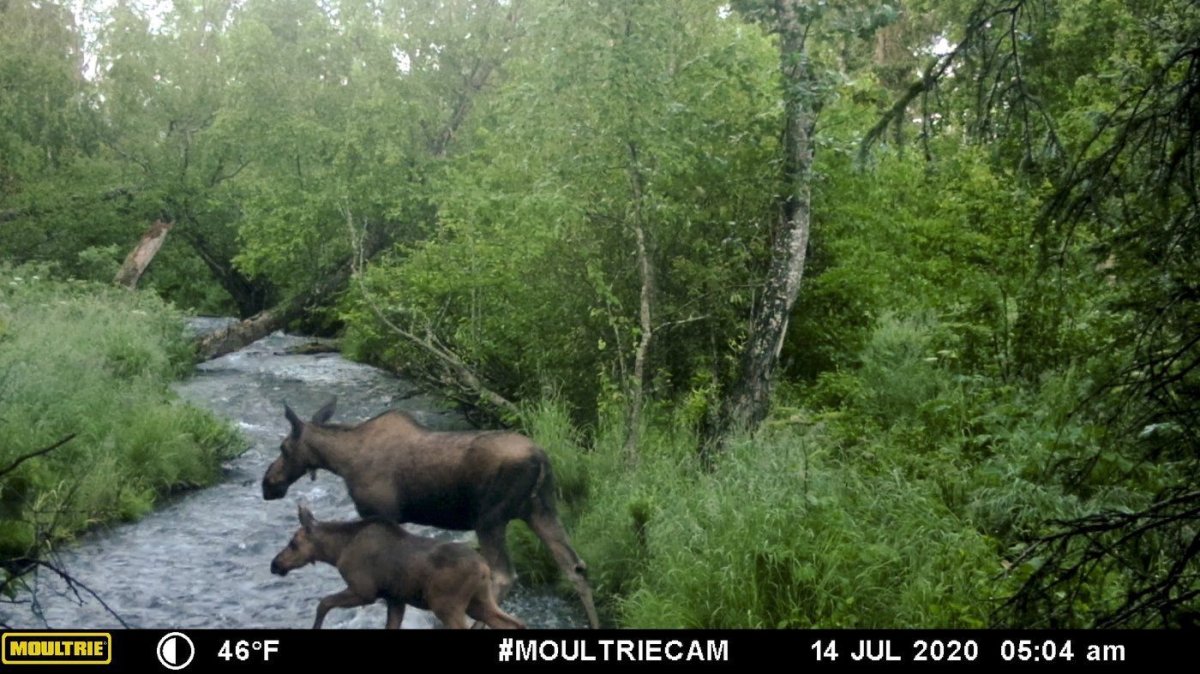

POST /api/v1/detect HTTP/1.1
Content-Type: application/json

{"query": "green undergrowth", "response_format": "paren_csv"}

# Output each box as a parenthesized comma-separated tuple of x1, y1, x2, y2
(512, 393, 1005, 628)
(0, 267, 241, 570)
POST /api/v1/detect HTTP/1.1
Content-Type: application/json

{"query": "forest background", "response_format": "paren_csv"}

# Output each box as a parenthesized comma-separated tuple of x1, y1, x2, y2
(2, 0, 1198, 628)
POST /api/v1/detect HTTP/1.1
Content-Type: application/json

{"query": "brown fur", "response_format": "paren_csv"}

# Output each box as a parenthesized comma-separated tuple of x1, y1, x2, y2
(262, 399, 600, 628)
(270, 505, 526, 630)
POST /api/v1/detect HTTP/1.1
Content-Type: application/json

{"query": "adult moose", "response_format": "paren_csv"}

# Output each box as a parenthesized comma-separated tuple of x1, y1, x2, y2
(261, 398, 599, 628)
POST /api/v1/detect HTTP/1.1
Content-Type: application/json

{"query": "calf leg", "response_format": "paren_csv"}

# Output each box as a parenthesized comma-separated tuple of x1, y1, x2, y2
(385, 600, 406, 629)
(468, 593, 527, 629)
(527, 510, 600, 628)
(313, 588, 373, 629)
(439, 613, 471, 629)
(430, 599, 471, 629)
(476, 524, 516, 604)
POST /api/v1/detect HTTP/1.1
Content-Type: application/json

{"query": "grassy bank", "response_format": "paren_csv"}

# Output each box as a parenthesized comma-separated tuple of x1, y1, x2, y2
(0, 267, 240, 569)
(509, 312, 1149, 628)
(513, 397, 1003, 627)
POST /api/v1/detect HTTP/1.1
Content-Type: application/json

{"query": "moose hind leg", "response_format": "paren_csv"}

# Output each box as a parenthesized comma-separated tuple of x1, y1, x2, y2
(527, 510, 600, 629)
(313, 589, 373, 629)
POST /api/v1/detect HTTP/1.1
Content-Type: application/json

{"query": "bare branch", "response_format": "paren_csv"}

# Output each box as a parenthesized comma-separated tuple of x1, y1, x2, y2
(12, 560, 131, 629)
(0, 434, 76, 480)
(341, 205, 521, 420)
(857, 3, 1020, 166)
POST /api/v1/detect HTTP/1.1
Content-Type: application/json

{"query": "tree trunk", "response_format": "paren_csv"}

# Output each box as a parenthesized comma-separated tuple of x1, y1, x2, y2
(114, 219, 173, 288)
(179, 224, 273, 318)
(710, 0, 816, 447)
(623, 140, 654, 457)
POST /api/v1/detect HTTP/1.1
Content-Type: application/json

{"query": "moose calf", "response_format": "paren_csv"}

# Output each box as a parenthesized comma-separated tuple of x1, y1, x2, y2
(270, 504, 526, 629)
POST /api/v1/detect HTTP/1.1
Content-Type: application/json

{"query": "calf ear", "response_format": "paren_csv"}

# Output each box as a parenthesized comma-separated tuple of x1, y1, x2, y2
(298, 503, 316, 531)
(312, 397, 337, 425)
(284, 403, 304, 439)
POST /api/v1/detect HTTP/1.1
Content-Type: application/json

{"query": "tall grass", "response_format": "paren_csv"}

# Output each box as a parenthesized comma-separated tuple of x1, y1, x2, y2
(0, 267, 240, 561)
(516, 395, 1004, 627)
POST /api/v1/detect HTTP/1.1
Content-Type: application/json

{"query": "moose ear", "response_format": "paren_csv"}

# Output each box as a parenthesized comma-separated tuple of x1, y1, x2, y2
(284, 403, 304, 439)
(312, 397, 337, 425)
(298, 503, 316, 531)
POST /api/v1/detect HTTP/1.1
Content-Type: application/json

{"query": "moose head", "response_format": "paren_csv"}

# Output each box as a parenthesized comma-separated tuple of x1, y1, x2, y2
(261, 398, 337, 500)
(269, 504, 320, 576)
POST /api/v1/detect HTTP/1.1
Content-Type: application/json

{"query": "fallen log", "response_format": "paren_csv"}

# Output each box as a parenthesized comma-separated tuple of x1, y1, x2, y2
(194, 307, 287, 361)
(193, 265, 352, 362)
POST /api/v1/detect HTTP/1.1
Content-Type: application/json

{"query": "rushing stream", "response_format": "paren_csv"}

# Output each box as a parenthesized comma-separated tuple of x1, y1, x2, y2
(1, 319, 586, 629)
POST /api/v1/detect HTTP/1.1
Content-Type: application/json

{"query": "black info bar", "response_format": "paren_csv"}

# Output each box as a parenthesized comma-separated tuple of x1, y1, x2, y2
(0, 629, 1186, 671)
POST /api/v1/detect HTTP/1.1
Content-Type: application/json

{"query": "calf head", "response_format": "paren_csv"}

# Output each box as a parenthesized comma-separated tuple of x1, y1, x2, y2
(270, 504, 320, 576)
(262, 398, 337, 500)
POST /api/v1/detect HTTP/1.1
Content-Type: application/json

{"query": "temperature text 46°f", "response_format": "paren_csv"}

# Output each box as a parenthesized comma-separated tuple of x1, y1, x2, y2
(218, 640, 280, 662)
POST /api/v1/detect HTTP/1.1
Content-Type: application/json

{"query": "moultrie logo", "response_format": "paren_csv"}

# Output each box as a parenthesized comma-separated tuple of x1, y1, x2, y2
(1, 632, 112, 665)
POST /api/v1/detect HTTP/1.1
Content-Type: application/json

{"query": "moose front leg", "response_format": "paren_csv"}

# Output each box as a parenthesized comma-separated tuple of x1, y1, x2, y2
(475, 524, 515, 604)
(385, 600, 406, 629)
(312, 588, 372, 629)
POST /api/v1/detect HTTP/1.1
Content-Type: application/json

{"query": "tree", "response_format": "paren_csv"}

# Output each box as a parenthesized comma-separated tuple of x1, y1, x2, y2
(711, 0, 819, 445)
(341, 0, 782, 424)
(858, 0, 1200, 627)
(1001, 2, 1200, 627)
(0, 0, 119, 275)
(710, 0, 898, 447)
(93, 0, 272, 315)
